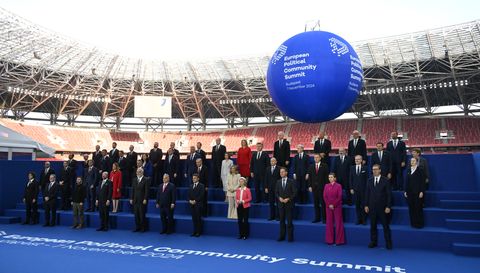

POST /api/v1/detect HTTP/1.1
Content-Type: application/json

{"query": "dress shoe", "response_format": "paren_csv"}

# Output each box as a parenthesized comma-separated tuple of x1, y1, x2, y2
(132, 228, 140, 232)
(43, 223, 50, 227)
(237, 236, 243, 239)
(277, 237, 285, 242)
(102, 228, 108, 232)
(368, 242, 377, 248)
(76, 225, 83, 229)
(21, 222, 29, 225)
(242, 237, 247, 240)
(288, 238, 294, 242)
(312, 219, 320, 223)
(96, 227, 104, 231)
(49, 224, 55, 227)
(267, 218, 275, 221)
(160, 231, 167, 234)
(71, 225, 78, 229)
(190, 233, 196, 237)
(195, 233, 200, 237)
(386, 242, 393, 250)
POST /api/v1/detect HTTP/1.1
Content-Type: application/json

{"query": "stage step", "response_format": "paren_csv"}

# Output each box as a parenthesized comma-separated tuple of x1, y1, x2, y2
(446, 219, 480, 231)
(0, 216, 21, 224)
(440, 200, 480, 210)
(4, 208, 480, 253)
(452, 243, 480, 257)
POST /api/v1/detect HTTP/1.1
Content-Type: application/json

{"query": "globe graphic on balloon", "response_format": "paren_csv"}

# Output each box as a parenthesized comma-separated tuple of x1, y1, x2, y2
(266, 31, 363, 123)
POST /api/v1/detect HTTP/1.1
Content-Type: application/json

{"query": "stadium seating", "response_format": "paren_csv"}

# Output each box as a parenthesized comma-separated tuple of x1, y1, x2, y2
(362, 118, 397, 147)
(1, 117, 480, 156)
(323, 119, 357, 148)
(402, 118, 443, 146)
(445, 117, 480, 145)
(289, 123, 321, 150)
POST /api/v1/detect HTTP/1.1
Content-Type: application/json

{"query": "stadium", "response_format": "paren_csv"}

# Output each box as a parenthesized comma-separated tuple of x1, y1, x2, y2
(0, 2, 480, 273)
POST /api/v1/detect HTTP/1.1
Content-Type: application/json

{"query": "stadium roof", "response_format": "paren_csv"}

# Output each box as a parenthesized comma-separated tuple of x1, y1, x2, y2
(1, 7, 480, 125)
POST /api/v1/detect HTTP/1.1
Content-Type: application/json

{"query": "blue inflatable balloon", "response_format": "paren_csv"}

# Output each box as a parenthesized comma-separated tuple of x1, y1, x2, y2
(267, 31, 363, 123)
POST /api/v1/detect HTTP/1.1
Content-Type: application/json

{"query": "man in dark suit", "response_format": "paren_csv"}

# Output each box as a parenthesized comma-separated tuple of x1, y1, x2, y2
(313, 131, 332, 167)
(365, 164, 393, 249)
(184, 146, 199, 186)
(276, 167, 297, 242)
(126, 145, 138, 187)
(195, 158, 209, 217)
(59, 161, 74, 210)
(169, 142, 180, 157)
(250, 142, 270, 203)
(349, 155, 368, 225)
(118, 150, 128, 196)
(371, 142, 392, 179)
(84, 160, 99, 212)
(188, 173, 205, 237)
(293, 144, 309, 204)
(96, 171, 112, 231)
(39, 161, 55, 193)
(67, 153, 77, 175)
(109, 142, 120, 164)
(264, 157, 281, 220)
(164, 148, 180, 186)
(92, 145, 102, 170)
(333, 148, 352, 205)
(149, 142, 163, 186)
(306, 154, 328, 223)
(81, 153, 90, 177)
(348, 130, 367, 165)
(100, 149, 112, 174)
(386, 131, 407, 190)
(273, 131, 290, 167)
(43, 174, 58, 227)
(156, 174, 176, 234)
(211, 138, 226, 188)
(23, 171, 39, 225)
(130, 167, 150, 232)
(196, 142, 207, 162)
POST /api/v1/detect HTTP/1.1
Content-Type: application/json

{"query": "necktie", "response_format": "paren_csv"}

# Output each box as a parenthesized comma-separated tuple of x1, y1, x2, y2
(341, 156, 344, 164)
(279, 140, 282, 147)
(357, 166, 360, 175)
(320, 139, 323, 146)
(394, 140, 397, 149)
(271, 166, 274, 174)
(48, 182, 52, 190)
(282, 179, 286, 189)
(315, 164, 319, 173)
(101, 181, 105, 188)
(191, 154, 194, 160)
(379, 151, 382, 161)
(257, 152, 261, 160)
(163, 183, 167, 192)
(354, 139, 357, 147)
(299, 153, 302, 160)
(375, 178, 378, 187)
(194, 183, 197, 189)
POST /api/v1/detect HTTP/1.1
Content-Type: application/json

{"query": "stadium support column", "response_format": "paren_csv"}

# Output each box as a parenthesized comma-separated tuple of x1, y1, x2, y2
(116, 117, 121, 130)
(187, 118, 192, 132)
(49, 113, 58, 125)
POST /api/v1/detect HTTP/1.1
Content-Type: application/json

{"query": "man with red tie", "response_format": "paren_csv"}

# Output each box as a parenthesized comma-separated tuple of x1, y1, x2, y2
(156, 174, 176, 234)
(306, 154, 329, 223)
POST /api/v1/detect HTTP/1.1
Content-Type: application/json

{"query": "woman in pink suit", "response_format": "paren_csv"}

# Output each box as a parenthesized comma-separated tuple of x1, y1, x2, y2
(109, 162, 122, 213)
(236, 140, 252, 183)
(235, 177, 252, 240)
(323, 173, 345, 245)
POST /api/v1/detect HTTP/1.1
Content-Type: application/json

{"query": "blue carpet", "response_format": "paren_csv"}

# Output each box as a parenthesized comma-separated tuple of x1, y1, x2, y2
(0, 224, 479, 273)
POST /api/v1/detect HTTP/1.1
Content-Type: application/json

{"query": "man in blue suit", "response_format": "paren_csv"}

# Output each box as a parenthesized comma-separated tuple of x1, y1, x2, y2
(184, 146, 199, 186)
(250, 142, 270, 203)
(188, 173, 205, 237)
(371, 142, 392, 180)
(349, 155, 368, 225)
(365, 164, 393, 250)
(293, 144, 309, 204)
(386, 131, 407, 190)
(84, 160, 99, 212)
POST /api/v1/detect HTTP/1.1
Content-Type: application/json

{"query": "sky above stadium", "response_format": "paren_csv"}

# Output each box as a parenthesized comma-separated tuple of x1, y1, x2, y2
(2, 0, 480, 61)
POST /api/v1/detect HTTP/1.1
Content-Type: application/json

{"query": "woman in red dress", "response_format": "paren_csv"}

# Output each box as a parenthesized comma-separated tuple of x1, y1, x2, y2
(237, 139, 252, 184)
(110, 162, 122, 213)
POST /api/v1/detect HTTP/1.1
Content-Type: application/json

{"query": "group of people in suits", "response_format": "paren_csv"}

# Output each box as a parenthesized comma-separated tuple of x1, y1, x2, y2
(20, 129, 428, 250)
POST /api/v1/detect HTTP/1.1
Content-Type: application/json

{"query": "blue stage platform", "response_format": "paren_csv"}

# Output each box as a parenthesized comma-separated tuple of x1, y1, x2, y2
(1, 153, 480, 273)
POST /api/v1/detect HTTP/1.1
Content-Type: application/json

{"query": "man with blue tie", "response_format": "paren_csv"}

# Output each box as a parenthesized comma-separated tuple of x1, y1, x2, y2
(156, 174, 176, 234)
(265, 157, 281, 220)
(349, 155, 368, 225)
(276, 167, 297, 242)
(371, 142, 392, 180)
(386, 131, 407, 190)
(293, 144, 309, 204)
(188, 174, 205, 237)
(365, 164, 393, 250)
(184, 146, 199, 186)
(250, 142, 270, 203)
